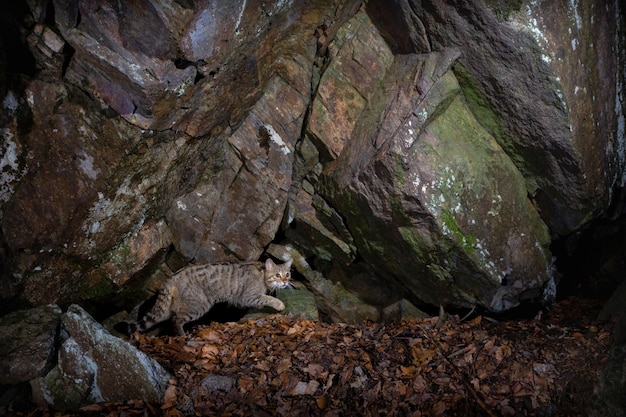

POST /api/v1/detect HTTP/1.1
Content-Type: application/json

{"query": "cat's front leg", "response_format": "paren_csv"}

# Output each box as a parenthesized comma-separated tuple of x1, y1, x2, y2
(254, 294, 285, 311)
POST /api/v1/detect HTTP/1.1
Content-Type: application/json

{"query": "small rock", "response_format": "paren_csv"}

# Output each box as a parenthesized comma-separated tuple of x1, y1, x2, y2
(198, 374, 235, 393)
(382, 299, 431, 322)
(244, 284, 319, 321)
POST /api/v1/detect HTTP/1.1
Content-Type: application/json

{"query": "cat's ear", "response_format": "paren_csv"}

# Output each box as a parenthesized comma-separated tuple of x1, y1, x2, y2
(265, 258, 276, 271)
(285, 259, 293, 268)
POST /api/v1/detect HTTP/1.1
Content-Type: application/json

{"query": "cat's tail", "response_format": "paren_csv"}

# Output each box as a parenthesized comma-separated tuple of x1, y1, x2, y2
(114, 319, 145, 335)
(114, 312, 154, 335)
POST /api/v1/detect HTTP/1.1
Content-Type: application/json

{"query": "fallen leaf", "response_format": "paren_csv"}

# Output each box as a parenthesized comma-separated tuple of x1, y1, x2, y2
(400, 365, 417, 378)
(238, 377, 255, 393)
(291, 380, 320, 395)
(86, 297, 611, 417)
(197, 328, 223, 342)
(161, 384, 177, 409)
(276, 357, 292, 374)
(316, 395, 328, 410)
(303, 363, 325, 378)
(200, 344, 219, 357)
(254, 361, 271, 372)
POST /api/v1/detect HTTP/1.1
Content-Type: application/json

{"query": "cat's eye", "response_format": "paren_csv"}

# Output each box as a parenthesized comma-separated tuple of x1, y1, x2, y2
(286, 273, 290, 278)
(275, 273, 281, 278)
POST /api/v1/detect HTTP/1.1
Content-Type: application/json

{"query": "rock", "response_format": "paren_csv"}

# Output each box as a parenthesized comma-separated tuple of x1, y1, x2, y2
(26, 24, 66, 79)
(100, 219, 172, 287)
(591, 270, 626, 417)
(0, 80, 172, 307)
(381, 299, 431, 323)
(599, 279, 626, 322)
(166, 77, 305, 263)
(0, 0, 348, 311)
(514, 0, 625, 232)
(244, 284, 319, 322)
(268, 244, 379, 324)
(53, 0, 197, 129)
(285, 188, 356, 265)
(308, 11, 394, 160)
(306, 8, 553, 312)
(0, 304, 61, 385)
(197, 374, 235, 393)
(31, 304, 170, 411)
(51, 0, 328, 135)
(392, 0, 613, 235)
(279, 286, 320, 321)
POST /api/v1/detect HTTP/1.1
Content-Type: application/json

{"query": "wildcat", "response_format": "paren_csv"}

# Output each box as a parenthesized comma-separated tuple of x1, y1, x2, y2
(125, 258, 293, 336)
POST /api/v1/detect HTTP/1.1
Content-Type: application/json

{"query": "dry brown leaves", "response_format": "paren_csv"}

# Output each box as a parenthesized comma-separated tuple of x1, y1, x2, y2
(21, 297, 612, 417)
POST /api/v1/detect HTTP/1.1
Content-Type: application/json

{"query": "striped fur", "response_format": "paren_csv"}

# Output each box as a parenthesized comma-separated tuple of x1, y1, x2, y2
(128, 258, 292, 336)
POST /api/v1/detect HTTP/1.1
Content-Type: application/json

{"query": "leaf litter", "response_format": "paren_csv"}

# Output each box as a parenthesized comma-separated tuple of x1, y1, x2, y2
(19, 297, 613, 416)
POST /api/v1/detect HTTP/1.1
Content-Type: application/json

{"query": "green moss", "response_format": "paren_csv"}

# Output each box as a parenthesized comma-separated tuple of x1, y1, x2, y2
(79, 278, 116, 303)
(441, 209, 477, 254)
(397, 227, 433, 261)
(453, 64, 507, 146)
(453, 63, 551, 198)
(484, 0, 525, 22)
(424, 71, 462, 122)
(393, 160, 406, 186)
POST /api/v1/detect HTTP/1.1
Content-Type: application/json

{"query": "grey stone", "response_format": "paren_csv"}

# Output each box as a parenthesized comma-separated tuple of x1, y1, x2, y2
(0, 305, 61, 385)
(31, 304, 170, 411)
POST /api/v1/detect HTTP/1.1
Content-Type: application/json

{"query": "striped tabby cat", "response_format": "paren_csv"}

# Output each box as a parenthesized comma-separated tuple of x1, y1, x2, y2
(127, 258, 293, 336)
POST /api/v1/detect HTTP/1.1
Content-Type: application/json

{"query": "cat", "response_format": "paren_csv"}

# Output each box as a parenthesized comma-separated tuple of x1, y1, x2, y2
(124, 258, 293, 336)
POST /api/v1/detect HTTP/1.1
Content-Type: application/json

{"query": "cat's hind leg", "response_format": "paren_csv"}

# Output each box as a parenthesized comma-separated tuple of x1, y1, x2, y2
(129, 286, 176, 334)
(171, 303, 213, 336)
(172, 315, 187, 337)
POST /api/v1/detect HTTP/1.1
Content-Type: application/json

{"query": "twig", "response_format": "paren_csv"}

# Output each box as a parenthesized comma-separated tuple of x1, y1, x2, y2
(447, 345, 473, 359)
(460, 306, 476, 322)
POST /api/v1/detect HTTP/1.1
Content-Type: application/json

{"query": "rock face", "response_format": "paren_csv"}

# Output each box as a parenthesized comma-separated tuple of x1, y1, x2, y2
(0, 0, 624, 321)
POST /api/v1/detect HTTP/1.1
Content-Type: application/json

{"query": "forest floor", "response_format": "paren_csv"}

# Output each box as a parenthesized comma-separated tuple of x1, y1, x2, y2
(23, 297, 612, 417)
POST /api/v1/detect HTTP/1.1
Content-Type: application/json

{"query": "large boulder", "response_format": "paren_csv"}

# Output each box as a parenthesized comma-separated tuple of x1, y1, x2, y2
(290, 7, 553, 312)
(283, 0, 624, 312)
(31, 304, 170, 411)
(165, 76, 305, 263)
(0, 304, 170, 412)
(375, 0, 622, 234)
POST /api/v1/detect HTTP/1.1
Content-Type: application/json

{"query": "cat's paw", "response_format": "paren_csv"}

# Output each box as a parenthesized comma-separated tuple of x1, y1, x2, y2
(274, 300, 286, 311)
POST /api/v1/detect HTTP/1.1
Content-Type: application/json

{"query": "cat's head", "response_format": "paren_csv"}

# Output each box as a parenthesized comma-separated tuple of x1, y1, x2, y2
(264, 258, 293, 290)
